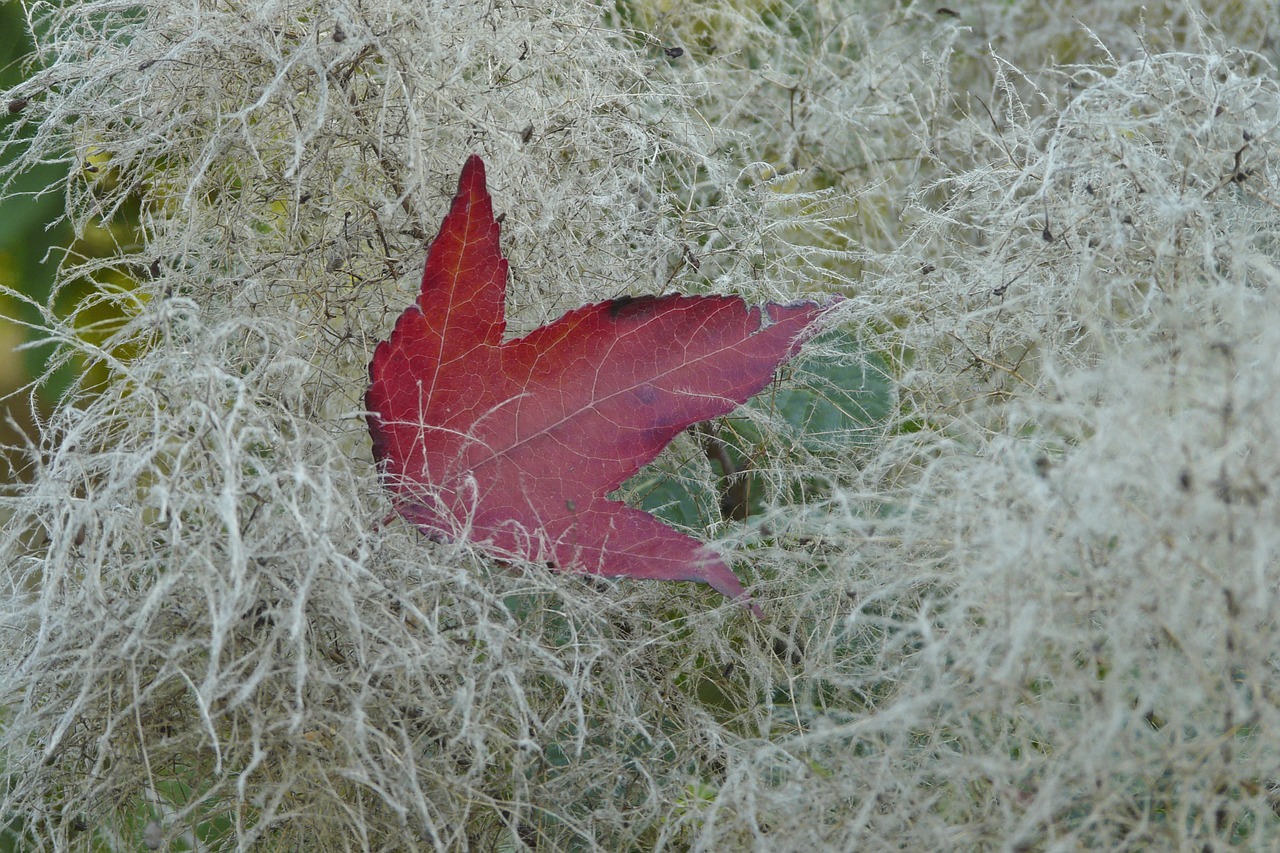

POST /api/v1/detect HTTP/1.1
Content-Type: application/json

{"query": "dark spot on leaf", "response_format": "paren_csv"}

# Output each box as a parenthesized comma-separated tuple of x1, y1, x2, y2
(664, 46, 684, 58)
(608, 295, 636, 316)
(607, 295, 662, 319)
(7, 98, 28, 114)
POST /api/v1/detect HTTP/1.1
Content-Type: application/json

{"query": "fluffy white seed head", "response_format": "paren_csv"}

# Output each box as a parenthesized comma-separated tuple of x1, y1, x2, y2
(2, 0, 1278, 849)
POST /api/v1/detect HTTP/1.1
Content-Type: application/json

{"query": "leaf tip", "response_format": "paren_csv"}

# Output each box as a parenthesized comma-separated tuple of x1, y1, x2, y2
(460, 153, 487, 190)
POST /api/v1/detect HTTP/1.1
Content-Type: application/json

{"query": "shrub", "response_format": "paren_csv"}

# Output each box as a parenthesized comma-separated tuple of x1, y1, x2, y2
(3, 0, 1278, 850)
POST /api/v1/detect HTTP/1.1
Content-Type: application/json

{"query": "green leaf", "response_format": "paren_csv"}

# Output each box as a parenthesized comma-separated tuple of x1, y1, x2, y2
(760, 330, 892, 452)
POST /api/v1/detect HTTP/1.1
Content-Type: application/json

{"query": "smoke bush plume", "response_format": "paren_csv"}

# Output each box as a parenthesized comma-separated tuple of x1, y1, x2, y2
(2, 0, 1279, 850)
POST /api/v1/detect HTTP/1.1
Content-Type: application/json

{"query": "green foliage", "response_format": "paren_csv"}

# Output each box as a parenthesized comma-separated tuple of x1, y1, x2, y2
(635, 332, 892, 528)
(0, 8, 70, 399)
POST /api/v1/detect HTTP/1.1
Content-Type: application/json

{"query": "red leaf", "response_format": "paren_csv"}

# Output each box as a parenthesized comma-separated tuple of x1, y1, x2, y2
(367, 155, 841, 616)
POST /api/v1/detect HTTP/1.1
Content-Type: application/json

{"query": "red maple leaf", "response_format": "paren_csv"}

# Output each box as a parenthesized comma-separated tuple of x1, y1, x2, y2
(367, 155, 840, 616)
